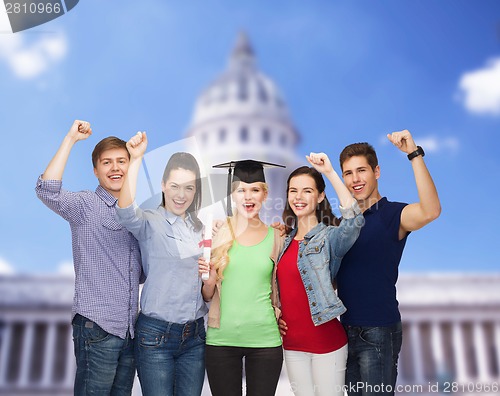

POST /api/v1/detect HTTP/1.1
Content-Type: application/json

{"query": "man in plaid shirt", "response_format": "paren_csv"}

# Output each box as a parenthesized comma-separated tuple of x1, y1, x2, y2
(36, 120, 142, 396)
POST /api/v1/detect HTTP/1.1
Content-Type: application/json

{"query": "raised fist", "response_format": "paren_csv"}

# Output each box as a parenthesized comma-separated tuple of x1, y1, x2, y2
(306, 152, 333, 174)
(68, 120, 92, 141)
(387, 130, 418, 154)
(126, 131, 148, 159)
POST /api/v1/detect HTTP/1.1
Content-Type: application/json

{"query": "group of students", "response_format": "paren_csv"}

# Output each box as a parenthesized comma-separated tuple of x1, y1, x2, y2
(36, 120, 441, 396)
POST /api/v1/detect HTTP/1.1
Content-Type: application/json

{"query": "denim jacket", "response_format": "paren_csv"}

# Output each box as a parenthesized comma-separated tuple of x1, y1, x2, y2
(276, 201, 363, 326)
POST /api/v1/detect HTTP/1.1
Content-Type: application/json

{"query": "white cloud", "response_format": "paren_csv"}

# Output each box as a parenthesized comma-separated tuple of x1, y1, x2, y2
(0, 31, 67, 79)
(57, 260, 75, 277)
(0, 257, 15, 275)
(458, 58, 500, 116)
(380, 135, 460, 154)
(415, 136, 460, 154)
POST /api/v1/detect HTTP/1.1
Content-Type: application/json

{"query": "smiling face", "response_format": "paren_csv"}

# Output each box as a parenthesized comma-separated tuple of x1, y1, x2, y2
(287, 174, 325, 220)
(93, 147, 130, 198)
(232, 181, 268, 219)
(161, 168, 197, 218)
(341, 155, 381, 206)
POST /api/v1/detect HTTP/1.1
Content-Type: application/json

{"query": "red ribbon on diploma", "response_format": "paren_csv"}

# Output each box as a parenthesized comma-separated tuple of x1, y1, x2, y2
(199, 239, 212, 248)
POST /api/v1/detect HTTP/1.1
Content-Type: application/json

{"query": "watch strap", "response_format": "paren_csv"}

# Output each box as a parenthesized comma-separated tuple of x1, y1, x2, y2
(407, 146, 425, 161)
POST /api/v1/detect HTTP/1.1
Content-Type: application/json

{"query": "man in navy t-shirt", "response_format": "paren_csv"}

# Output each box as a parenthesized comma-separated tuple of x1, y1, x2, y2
(336, 130, 441, 395)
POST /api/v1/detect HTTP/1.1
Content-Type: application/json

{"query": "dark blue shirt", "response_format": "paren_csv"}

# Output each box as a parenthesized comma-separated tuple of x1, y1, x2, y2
(337, 197, 408, 326)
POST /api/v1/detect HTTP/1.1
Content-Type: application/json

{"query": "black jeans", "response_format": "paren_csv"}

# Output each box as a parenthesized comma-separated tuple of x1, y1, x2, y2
(205, 345, 283, 396)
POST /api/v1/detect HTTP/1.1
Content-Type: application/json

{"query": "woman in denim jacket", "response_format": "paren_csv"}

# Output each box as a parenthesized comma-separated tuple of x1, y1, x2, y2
(277, 152, 363, 396)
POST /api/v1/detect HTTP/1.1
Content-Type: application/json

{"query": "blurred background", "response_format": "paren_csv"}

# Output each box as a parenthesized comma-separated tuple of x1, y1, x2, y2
(1, 1, 499, 395)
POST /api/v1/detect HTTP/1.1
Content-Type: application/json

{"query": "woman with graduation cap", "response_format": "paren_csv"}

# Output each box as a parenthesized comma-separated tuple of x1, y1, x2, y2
(276, 152, 363, 396)
(198, 159, 285, 396)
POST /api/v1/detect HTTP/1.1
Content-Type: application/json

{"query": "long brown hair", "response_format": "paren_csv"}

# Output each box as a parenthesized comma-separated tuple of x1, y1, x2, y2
(282, 166, 339, 234)
(161, 152, 203, 231)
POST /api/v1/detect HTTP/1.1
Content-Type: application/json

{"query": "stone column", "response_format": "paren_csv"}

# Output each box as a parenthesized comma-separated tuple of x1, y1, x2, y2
(64, 324, 75, 387)
(397, 341, 407, 384)
(41, 322, 57, 387)
(0, 322, 13, 386)
(473, 322, 490, 383)
(18, 321, 34, 386)
(452, 322, 468, 383)
(431, 322, 446, 380)
(410, 322, 425, 384)
(495, 322, 500, 381)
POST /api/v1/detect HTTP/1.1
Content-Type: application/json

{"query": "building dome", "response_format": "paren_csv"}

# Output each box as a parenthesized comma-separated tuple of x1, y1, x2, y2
(185, 33, 303, 222)
(186, 33, 300, 159)
(190, 33, 296, 132)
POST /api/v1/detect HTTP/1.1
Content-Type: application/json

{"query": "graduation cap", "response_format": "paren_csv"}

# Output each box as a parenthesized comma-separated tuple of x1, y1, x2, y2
(213, 159, 285, 216)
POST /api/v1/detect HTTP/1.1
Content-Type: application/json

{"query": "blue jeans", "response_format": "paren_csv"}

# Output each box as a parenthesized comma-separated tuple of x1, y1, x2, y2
(72, 314, 135, 396)
(135, 312, 206, 396)
(343, 322, 403, 396)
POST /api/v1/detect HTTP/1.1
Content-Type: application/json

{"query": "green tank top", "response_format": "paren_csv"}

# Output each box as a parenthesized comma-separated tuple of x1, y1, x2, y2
(206, 227, 282, 347)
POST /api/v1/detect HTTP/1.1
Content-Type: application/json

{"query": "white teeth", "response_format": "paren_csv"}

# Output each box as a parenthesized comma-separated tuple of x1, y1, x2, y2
(353, 186, 363, 190)
(110, 175, 121, 180)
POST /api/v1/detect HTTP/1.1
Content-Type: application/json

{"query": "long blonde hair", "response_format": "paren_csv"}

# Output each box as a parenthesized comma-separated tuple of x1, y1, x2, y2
(211, 181, 268, 280)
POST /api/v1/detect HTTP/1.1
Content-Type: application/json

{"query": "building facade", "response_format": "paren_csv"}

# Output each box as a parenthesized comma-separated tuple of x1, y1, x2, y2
(1, 274, 500, 395)
(0, 276, 74, 396)
(397, 274, 500, 393)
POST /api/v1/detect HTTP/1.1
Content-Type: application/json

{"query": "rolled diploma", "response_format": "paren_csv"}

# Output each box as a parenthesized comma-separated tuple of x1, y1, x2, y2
(202, 213, 213, 280)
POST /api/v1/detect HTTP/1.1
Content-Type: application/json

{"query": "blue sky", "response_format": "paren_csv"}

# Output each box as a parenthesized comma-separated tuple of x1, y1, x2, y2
(0, 0, 499, 274)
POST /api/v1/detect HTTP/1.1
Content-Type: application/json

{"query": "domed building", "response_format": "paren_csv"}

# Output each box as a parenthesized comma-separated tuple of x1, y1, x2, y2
(185, 33, 303, 224)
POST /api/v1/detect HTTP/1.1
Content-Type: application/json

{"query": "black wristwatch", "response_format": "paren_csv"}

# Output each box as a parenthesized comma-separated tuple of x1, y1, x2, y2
(407, 146, 425, 161)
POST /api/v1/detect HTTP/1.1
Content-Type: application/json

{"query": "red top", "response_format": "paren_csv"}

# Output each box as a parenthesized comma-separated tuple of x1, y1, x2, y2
(277, 239, 347, 353)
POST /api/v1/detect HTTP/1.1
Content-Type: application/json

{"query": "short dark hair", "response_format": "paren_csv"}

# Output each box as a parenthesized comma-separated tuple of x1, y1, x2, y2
(339, 142, 378, 171)
(161, 152, 203, 231)
(92, 136, 128, 168)
(282, 166, 339, 234)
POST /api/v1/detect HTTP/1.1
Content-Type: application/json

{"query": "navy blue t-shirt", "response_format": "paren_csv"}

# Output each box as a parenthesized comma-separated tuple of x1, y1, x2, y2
(337, 197, 408, 326)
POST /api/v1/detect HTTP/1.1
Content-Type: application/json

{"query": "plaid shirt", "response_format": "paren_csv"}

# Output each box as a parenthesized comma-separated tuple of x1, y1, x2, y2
(35, 177, 142, 339)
